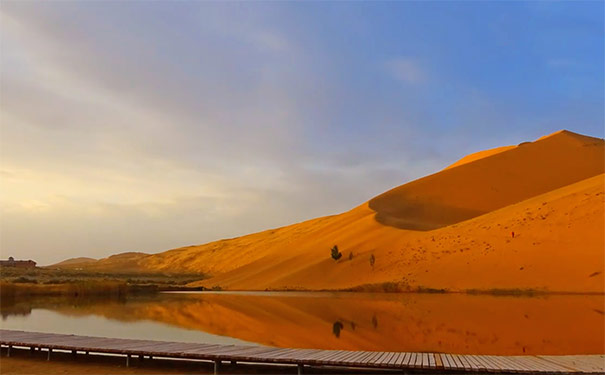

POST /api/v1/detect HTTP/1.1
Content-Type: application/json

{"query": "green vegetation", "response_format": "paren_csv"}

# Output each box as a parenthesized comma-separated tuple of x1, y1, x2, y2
(330, 245, 342, 261)
(465, 288, 546, 296)
(0, 266, 208, 298)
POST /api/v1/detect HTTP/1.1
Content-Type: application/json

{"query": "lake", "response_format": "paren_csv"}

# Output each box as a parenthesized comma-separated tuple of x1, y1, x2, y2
(1, 291, 602, 355)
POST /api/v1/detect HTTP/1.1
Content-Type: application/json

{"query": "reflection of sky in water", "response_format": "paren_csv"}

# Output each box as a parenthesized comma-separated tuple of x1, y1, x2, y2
(0, 309, 253, 346)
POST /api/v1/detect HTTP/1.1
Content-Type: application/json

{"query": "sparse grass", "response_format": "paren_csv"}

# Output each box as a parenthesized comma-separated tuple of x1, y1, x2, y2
(0, 281, 128, 298)
(415, 286, 448, 293)
(0, 266, 208, 297)
(346, 281, 407, 293)
(1, 266, 206, 285)
(464, 288, 547, 296)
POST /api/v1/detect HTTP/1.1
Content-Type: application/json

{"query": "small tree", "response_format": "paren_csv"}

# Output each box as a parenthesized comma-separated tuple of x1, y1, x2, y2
(369, 254, 375, 268)
(331, 245, 342, 261)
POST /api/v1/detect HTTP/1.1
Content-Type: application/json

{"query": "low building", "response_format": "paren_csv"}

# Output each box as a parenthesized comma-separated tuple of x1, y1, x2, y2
(0, 256, 36, 268)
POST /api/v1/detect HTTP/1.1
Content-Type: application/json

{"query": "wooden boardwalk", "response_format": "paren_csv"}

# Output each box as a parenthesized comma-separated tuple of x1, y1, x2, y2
(1, 330, 603, 374)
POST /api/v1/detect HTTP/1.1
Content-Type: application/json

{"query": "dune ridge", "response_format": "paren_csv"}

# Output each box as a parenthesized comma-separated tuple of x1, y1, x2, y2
(51, 130, 605, 293)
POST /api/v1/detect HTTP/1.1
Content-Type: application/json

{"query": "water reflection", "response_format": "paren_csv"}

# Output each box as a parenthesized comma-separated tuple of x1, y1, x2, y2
(1, 292, 603, 355)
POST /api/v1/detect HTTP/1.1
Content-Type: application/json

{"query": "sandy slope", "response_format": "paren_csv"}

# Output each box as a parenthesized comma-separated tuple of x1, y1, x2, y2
(444, 145, 516, 170)
(51, 257, 97, 267)
(196, 173, 604, 292)
(53, 130, 605, 292)
(369, 130, 603, 230)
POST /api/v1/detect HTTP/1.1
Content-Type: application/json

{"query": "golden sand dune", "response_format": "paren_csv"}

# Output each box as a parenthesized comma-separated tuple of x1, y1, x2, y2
(51, 257, 97, 267)
(444, 145, 516, 170)
(53, 130, 605, 293)
(370, 130, 603, 230)
(51, 252, 150, 272)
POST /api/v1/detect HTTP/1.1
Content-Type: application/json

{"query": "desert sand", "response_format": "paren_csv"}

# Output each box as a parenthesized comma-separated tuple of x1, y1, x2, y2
(53, 130, 605, 293)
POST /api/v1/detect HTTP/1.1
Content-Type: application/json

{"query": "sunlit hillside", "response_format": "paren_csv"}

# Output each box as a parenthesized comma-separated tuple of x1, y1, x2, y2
(53, 130, 605, 293)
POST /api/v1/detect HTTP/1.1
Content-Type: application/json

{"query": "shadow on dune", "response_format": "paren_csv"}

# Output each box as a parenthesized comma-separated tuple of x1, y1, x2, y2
(368, 197, 484, 231)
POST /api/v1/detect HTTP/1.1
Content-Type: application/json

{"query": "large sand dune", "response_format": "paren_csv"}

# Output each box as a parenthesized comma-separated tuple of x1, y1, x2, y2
(52, 130, 605, 293)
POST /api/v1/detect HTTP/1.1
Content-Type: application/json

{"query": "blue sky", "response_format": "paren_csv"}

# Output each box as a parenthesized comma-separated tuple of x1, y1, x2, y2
(1, 1, 603, 264)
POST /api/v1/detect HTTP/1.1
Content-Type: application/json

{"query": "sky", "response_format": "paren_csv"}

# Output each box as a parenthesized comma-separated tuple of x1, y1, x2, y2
(1, 1, 603, 265)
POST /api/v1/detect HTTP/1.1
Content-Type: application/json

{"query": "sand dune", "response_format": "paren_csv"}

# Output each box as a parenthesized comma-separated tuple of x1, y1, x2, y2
(369, 130, 603, 230)
(52, 130, 605, 293)
(51, 257, 97, 267)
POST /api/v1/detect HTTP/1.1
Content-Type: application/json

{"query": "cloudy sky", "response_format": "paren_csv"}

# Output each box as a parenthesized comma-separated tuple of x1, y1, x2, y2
(1, 2, 603, 265)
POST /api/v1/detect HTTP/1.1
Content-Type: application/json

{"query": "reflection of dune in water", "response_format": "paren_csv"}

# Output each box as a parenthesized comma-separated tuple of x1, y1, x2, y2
(32, 292, 605, 355)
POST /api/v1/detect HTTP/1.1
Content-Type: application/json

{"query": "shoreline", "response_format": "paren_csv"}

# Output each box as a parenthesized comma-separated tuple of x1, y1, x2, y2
(2, 281, 604, 298)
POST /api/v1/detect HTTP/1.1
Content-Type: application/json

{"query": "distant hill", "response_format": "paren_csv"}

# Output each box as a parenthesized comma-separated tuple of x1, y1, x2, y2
(49, 257, 97, 267)
(49, 253, 147, 271)
(53, 130, 605, 293)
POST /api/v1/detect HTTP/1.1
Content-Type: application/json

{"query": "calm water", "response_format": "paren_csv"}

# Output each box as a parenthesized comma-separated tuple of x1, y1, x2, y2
(1, 291, 603, 355)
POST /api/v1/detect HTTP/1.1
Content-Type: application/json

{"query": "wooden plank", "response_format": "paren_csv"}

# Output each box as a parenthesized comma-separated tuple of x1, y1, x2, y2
(445, 353, 457, 370)
(180, 344, 225, 355)
(395, 352, 411, 367)
(387, 352, 403, 367)
(349, 351, 375, 365)
(378, 352, 397, 366)
(457, 354, 474, 371)
(363, 351, 385, 365)
(451, 354, 465, 370)
(3, 332, 68, 343)
(419, 353, 427, 368)
(371, 351, 388, 366)
(548, 354, 601, 372)
(408, 353, 417, 368)
(307, 349, 340, 363)
(433, 354, 442, 369)
(227, 347, 282, 360)
(494, 355, 524, 373)
(381, 352, 399, 366)
(298, 349, 329, 361)
(273, 348, 317, 363)
(4, 335, 87, 347)
(323, 350, 354, 364)
(2, 330, 603, 374)
(463, 354, 479, 371)
(539, 355, 601, 373)
(417, 352, 426, 368)
(149, 343, 216, 354)
(441, 353, 453, 369)
(258, 347, 299, 359)
(396, 352, 410, 367)
(371, 352, 391, 366)
(514, 356, 543, 372)
(338, 350, 367, 364)
(477, 355, 504, 372)
(318, 350, 347, 363)
(520, 356, 565, 373)
(466, 355, 487, 371)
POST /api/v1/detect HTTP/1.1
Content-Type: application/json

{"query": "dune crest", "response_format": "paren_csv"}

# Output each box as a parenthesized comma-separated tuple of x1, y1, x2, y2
(368, 130, 604, 230)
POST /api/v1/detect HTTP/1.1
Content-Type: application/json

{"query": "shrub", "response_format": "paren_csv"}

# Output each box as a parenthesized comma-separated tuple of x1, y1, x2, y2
(13, 277, 37, 284)
(331, 245, 342, 261)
